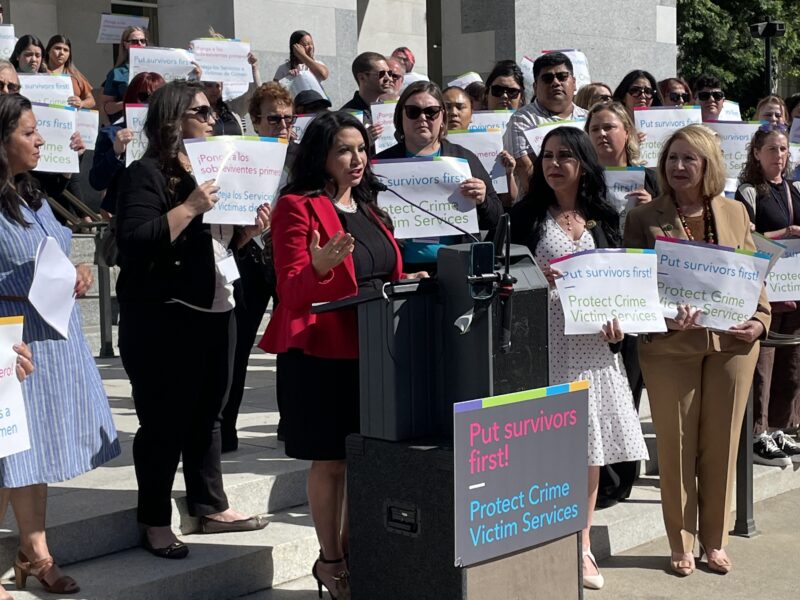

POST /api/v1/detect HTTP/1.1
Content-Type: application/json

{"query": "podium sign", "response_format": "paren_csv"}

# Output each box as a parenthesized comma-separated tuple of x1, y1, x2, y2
(454, 381, 588, 567)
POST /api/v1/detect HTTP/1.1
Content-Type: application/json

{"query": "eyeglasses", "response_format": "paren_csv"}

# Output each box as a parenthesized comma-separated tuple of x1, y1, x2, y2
(628, 85, 654, 98)
(668, 92, 691, 103)
(403, 105, 443, 120)
(388, 72, 402, 81)
(538, 71, 571, 84)
(183, 106, 217, 123)
(697, 90, 725, 102)
(489, 85, 522, 99)
(373, 70, 394, 80)
(542, 150, 577, 163)
(0, 81, 21, 93)
(264, 114, 298, 125)
(126, 38, 147, 46)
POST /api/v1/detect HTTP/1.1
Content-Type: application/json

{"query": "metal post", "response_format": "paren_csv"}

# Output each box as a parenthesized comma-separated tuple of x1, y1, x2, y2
(96, 255, 115, 358)
(733, 385, 757, 537)
(765, 36, 773, 96)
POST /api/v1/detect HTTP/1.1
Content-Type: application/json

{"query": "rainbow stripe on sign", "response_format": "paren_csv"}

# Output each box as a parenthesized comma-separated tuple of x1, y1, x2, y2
(655, 236, 770, 260)
(549, 247, 654, 265)
(453, 380, 589, 414)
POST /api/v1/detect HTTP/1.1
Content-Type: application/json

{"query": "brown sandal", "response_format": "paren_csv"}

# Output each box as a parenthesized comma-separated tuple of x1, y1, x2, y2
(13, 550, 80, 594)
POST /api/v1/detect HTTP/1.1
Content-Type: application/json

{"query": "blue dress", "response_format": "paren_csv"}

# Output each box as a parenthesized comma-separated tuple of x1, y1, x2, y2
(0, 199, 120, 487)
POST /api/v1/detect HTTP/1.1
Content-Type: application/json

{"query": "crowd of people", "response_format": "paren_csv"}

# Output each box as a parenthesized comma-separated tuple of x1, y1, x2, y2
(0, 20, 798, 600)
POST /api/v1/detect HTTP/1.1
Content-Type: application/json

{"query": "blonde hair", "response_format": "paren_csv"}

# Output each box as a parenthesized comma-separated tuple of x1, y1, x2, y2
(584, 101, 644, 166)
(657, 124, 726, 200)
(574, 82, 612, 110)
(115, 26, 148, 66)
(755, 95, 788, 123)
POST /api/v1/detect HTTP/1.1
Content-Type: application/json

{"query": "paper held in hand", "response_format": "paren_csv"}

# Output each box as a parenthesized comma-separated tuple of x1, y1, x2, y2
(129, 47, 195, 83)
(604, 167, 646, 215)
(635, 106, 703, 167)
(184, 135, 289, 225)
(372, 156, 478, 239)
(523, 120, 586, 157)
(371, 101, 398, 154)
(764, 238, 800, 302)
(654, 237, 769, 330)
(125, 104, 149, 167)
(0, 316, 32, 460)
(552, 249, 666, 334)
(18, 74, 73, 106)
(31, 103, 79, 174)
(28, 237, 76, 339)
(191, 38, 253, 84)
(704, 121, 761, 193)
(446, 128, 508, 193)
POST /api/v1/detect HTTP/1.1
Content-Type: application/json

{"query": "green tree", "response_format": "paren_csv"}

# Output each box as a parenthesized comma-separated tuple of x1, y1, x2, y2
(677, 0, 800, 115)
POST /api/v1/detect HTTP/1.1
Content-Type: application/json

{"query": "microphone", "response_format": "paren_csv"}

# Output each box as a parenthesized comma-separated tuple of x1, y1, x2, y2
(371, 177, 481, 243)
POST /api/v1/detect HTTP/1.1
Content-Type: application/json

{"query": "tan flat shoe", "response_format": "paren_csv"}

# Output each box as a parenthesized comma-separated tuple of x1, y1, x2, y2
(669, 552, 695, 577)
(700, 545, 732, 574)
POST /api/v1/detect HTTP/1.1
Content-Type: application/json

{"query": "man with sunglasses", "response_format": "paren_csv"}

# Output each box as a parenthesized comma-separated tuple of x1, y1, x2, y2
(504, 52, 587, 196)
(385, 57, 405, 97)
(341, 51, 395, 141)
(693, 74, 726, 122)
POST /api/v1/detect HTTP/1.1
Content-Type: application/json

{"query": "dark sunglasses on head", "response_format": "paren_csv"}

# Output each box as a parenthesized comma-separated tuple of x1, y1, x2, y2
(697, 90, 725, 102)
(0, 81, 21, 93)
(127, 38, 147, 46)
(539, 71, 571, 84)
(490, 85, 521, 99)
(184, 106, 217, 122)
(628, 85, 654, 98)
(403, 105, 443, 120)
(264, 114, 297, 125)
(668, 92, 691, 103)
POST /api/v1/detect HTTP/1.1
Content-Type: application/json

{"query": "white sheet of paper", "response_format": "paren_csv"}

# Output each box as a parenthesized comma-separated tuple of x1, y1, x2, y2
(97, 14, 150, 44)
(635, 106, 703, 167)
(371, 101, 398, 153)
(718, 100, 742, 121)
(522, 120, 586, 156)
(705, 121, 761, 192)
(753, 233, 787, 276)
(278, 70, 326, 100)
(790, 119, 800, 145)
(31, 104, 79, 174)
(448, 72, 482, 89)
(468, 110, 514, 132)
(129, 47, 195, 83)
(125, 104, 149, 167)
(18, 74, 73, 106)
(604, 167, 647, 215)
(542, 49, 590, 91)
(293, 114, 315, 143)
(0, 316, 31, 459)
(76, 109, 100, 152)
(0, 25, 16, 61)
(446, 128, 508, 193)
(191, 38, 253, 84)
(28, 237, 75, 339)
(765, 238, 800, 301)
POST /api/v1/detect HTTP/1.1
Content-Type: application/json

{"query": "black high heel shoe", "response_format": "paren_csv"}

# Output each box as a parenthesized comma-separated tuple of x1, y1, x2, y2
(311, 554, 350, 600)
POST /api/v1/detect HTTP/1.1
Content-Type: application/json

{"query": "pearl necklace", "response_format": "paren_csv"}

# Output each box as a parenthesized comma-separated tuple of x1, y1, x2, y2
(334, 200, 357, 214)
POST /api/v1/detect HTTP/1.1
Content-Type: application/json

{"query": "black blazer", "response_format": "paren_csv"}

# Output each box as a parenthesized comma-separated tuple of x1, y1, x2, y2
(375, 138, 503, 235)
(115, 157, 217, 307)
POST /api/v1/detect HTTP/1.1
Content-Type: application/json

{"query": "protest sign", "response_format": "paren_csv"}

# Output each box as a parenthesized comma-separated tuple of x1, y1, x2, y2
(447, 128, 508, 193)
(654, 237, 769, 330)
(184, 136, 289, 225)
(222, 81, 250, 103)
(97, 14, 149, 44)
(469, 110, 514, 132)
(765, 238, 800, 302)
(371, 101, 398, 153)
(635, 106, 703, 167)
(191, 38, 253, 84)
(0, 24, 16, 60)
(292, 114, 315, 142)
(0, 316, 31, 459)
(542, 49, 590, 90)
(448, 72, 482, 89)
(129, 47, 195, 83)
(753, 232, 786, 275)
(522, 119, 586, 156)
(125, 104, 149, 167)
(552, 249, 666, 334)
(519, 56, 534, 94)
(346, 110, 364, 123)
(453, 381, 588, 566)
(790, 120, 800, 145)
(278, 70, 326, 100)
(718, 100, 742, 121)
(31, 104, 78, 174)
(372, 156, 478, 239)
(604, 167, 646, 216)
(76, 109, 100, 152)
(705, 121, 760, 192)
(18, 74, 73, 106)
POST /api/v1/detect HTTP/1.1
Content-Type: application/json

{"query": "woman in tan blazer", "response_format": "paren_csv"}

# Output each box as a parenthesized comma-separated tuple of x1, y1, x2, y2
(624, 124, 770, 577)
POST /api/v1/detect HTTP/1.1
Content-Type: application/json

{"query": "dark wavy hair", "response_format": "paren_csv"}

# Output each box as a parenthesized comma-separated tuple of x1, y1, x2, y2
(392, 80, 445, 143)
(739, 126, 791, 195)
(484, 60, 526, 106)
(613, 70, 663, 108)
(143, 80, 204, 187)
(289, 30, 312, 69)
(10, 35, 47, 73)
(511, 127, 619, 252)
(0, 94, 42, 226)
(282, 110, 392, 230)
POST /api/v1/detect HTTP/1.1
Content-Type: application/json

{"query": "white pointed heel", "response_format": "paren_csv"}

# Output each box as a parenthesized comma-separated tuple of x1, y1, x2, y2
(582, 549, 605, 590)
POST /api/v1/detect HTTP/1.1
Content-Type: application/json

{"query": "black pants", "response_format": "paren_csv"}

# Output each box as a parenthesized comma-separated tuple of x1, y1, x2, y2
(119, 302, 235, 526)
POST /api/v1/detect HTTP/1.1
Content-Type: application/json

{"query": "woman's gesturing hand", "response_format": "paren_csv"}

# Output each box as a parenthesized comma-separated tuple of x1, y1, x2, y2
(310, 230, 354, 277)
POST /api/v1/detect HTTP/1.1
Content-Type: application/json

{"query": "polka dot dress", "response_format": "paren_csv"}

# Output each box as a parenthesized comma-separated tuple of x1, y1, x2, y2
(536, 215, 649, 467)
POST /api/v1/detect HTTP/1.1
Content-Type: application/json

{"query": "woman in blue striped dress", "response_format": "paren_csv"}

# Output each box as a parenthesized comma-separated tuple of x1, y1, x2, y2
(0, 93, 120, 597)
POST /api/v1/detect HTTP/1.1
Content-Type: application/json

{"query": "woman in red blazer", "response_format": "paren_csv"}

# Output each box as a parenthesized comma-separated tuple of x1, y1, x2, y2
(260, 111, 425, 600)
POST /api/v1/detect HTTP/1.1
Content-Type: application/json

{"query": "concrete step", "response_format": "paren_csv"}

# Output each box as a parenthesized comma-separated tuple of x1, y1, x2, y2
(4, 505, 319, 600)
(237, 575, 319, 599)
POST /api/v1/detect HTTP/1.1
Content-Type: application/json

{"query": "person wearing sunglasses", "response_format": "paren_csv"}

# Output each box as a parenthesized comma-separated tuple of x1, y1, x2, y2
(692, 74, 726, 122)
(612, 70, 662, 118)
(376, 81, 502, 271)
(101, 26, 148, 123)
(0, 59, 21, 95)
(484, 60, 526, 111)
(574, 82, 613, 110)
(341, 52, 396, 142)
(504, 52, 587, 197)
(385, 57, 406, 97)
(658, 77, 693, 108)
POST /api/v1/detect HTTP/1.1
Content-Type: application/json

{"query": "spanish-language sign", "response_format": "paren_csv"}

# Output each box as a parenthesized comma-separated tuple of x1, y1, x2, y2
(372, 156, 478, 239)
(97, 13, 150, 44)
(125, 104, 149, 167)
(18, 74, 73, 106)
(184, 136, 289, 225)
(765, 238, 800, 301)
(654, 236, 769, 329)
(191, 38, 253, 84)
(635, 106, 703, 167)
(705, 121, 761, 192)
(278, 70, 326, 100)
(371, 101, 397, 153)
(522, 119, 586, 156)
(552, 249, 666, 334)
(753, 232, 786, 275)
(447, 128, 508, 193)
(448, 71, 483, 89)
(453, 381, 588, 567)
(542, 48, 590, 90)
(0, 316, 31, 459)
(129, 46, 195, 83)
(31, 104, 78, 174)
(469, 110, 515, 133)
(718, 100, 742, 121)
(76, 109, 100, 152)
(604, 166, 646, 215)
(0, 25, 16, 60)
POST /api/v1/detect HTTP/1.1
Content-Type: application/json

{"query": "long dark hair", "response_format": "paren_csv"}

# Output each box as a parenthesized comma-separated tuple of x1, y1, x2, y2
(45, 34, 86, 80)
(10, 35, 47, 73)
(612, 69, 663, 108)
(283, 110, 392, 230)
(739, 126, 791, 195)
(0, 94, 42, 226)
(511, 127, 620, 251)
(289, 30, 311, 70)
